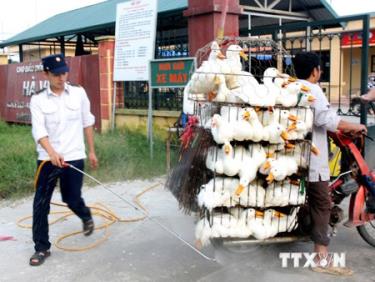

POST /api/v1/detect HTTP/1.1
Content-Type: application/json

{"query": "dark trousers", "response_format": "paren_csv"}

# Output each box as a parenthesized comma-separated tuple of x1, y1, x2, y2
(32, 160, 92, 252)
(307, 180, 331, 246)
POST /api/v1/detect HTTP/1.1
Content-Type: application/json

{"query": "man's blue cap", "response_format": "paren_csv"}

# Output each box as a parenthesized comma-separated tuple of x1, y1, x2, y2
(42, 54, 69, 74)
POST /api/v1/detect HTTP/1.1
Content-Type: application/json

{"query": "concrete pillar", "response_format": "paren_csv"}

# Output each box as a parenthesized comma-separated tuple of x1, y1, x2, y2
(96, 36, 115, 133)
(184, 0, 242, 56)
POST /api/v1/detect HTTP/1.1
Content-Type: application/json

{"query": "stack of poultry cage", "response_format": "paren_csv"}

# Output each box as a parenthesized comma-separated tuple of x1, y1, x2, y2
(167, 37, 315, 248)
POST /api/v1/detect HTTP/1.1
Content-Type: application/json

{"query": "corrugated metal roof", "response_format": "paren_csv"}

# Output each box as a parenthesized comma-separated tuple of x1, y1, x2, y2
(0, 0, 188, 48)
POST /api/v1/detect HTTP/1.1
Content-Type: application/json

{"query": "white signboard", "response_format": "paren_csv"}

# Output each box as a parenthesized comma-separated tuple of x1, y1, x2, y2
(113, 0, 157, 81)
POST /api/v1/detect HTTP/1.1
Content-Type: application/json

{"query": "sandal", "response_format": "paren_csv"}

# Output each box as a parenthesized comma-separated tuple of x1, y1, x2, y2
(29, 250, 51, 266)
(83, 219, 94, 236)
(311, 265, 353, 276)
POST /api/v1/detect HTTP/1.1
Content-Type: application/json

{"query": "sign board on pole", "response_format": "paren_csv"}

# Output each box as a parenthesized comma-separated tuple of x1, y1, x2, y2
(113, 0, 157, 81)
(150, 58, 195, 88)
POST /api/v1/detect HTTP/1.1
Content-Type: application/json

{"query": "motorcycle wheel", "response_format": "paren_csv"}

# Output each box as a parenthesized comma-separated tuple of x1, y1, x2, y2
(357, 220, 375, 247)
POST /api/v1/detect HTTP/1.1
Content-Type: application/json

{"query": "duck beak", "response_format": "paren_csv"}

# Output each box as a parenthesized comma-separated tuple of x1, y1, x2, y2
(262, 161, 271, 171)
(265, 152, 274, 158)
(240, 51, 248, 61)
(311, 144, 320, 155)
(217, 51, 226, 60)
(208, 91, 217, 101)
(287, 122, 297, 132)
(224, 144, 230, 154)
(288, 114, 298, 122)
(301, 85, 310, 92)
(307, 95, 316, 102)
(273, 211, 286, 218)
(285, 142, 296, 149)
(288, 77, 297, 82)
(255, 210, 264, 218)
(266, 172, 275, 183)
(214, 75, 221, 85)
(281, 130, 289, 141)
(235, 184, 245, 196)
(243, 111, 250, 121)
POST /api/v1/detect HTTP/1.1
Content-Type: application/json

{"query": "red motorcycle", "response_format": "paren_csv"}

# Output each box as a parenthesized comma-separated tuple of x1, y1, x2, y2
(328, 129, 375, 246)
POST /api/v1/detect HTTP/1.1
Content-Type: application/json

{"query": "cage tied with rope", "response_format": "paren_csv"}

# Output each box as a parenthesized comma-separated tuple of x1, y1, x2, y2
(166, 36, 318, 246)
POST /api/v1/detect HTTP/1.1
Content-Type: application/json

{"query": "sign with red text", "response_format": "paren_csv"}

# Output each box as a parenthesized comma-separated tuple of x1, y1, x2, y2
(150, 58, 195, 88)
(341, 30, 375, 47)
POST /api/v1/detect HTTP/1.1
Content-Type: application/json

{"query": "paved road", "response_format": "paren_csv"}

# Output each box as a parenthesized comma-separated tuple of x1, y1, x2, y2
(0, 178, 374, 282)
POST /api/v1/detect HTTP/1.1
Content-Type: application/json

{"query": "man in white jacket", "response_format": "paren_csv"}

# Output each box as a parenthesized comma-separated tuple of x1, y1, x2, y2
(29, 54, 98, 266)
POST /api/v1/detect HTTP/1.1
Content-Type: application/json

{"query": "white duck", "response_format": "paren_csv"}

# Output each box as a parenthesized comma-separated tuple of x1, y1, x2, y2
(224, 44, 248, 89)
(233, 181, 266, 208)
(232, 108, 253, 141)
(274, 207, 300, 233)
(259, 157, 277, 175)
(260, 107, 297, 128)
(263, 68, 284, 102)
(265, 156, 299, 184)
(265, 181, 304, 207)
(190, 41, 225, 95)
(262, 119, 289, 144)
(232, 146, 261, 195)
(197, 178, 230, 209)
(287, 120, 309, 140)
(289, 107, 313, 131)
(296, 91, 316, 107)
(248, 143, 267, 168)
(247, 209, 278, 240)
(276, 81, 311, 107)
(248, 83, 277, 107)
(222, 142, 241, 176)
(211, 114, 233, 144)
(211, 74, 229, 102)
(195, 212, 238, 248)
(244, 107, 264, 142)
(227, 71, 259, 103)
(231, 208, 256, 238)
(285, 179, 306, 205)
(283, 143, 309, 168)
(205, 146, 224, 174)
(182, 80, 195, 115)
(263, 67, 291, 90)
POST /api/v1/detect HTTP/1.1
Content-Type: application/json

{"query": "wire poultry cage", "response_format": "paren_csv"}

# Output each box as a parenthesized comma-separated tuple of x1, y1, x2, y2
(166, 36, 316, 246)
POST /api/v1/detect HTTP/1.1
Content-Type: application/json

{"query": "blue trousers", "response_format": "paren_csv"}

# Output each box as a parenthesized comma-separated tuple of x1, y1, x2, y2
(32, 160, 92, 252)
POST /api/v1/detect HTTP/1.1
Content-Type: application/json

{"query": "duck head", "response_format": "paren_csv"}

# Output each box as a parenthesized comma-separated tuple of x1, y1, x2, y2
(208, 41, 225, 60)
(211, 114, 221, 128)
(226, 44, 248, 61)
(223, 141, 232, 155)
